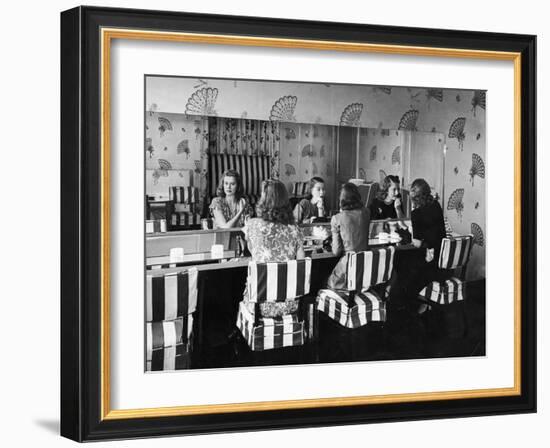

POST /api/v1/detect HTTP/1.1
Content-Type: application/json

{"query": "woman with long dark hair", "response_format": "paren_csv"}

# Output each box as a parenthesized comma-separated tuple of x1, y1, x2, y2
(326, 182, 371, 289)
(293, 176, 328, 224)
(243, 179, 305, 317)
(209, 169, 252, 228)
(388, 178, 447, 311)
(369, 175, 405, 220)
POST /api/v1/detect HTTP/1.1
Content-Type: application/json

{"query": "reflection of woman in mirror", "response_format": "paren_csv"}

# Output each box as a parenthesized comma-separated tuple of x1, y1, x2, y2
(326, 183, 371, 289)
(209, 169, 252, 228)
(388, 178, 447, 313)
(293, 176, 328, 224)
(243, 179, 305, 317)
(369, 175, 405, 220)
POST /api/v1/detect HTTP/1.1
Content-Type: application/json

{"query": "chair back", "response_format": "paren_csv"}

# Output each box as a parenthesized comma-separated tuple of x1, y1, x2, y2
(346, 246, 396, 291)
(291, 181, 309, 197)
(169, 186, 199, 204)
(146, 268, 198, 322)
(438, 235, 474, 270)
(246, 258, 312, 303)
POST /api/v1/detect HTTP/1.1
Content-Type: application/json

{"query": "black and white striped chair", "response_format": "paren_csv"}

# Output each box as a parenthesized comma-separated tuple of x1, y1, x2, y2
(418, 235, 473, 306)
(316, 247, 396, 329)
(145, 268, 198, 371)
(169, 186, 201, 230)
(236, 258, 312, 351)
(291, 181, 309, 198)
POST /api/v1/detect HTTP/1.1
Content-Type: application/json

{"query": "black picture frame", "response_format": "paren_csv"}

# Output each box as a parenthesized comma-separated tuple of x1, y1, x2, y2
(61, 5, 536, 441)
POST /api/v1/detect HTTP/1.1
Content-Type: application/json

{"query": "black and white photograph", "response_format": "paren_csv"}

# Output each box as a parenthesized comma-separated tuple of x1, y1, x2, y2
(144, 75, 486, 371)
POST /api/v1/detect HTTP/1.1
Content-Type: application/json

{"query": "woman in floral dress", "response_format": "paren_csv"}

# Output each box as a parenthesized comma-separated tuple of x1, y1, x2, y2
(209, 169, 252, 228)
(243, 179, 305, 317)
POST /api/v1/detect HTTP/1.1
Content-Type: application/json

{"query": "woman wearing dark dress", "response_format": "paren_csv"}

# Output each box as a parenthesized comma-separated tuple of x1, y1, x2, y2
(388, 178, 448, 312)
(326, 183, 371, 290)
(369, 175, 405, 220)
(293, 177, 328, 224)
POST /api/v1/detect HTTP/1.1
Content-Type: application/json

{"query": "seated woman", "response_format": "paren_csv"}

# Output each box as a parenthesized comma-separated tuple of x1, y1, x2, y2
(388, 178, 447, 312)
(243, 179, 305, 318)
(369, 175, 405, 220)
(209, 169, 252, 228)
(293, 176, 328, 224)
(326, 183, 371, 290)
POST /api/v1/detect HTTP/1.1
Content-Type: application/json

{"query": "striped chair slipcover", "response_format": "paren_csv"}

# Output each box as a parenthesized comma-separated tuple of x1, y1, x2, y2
(146, 219, 167, 234)
(316, 247, 395, 329)
(291, 181, 309, 198)
(146, 318, 193, 371)
(236, 258, 312, 351)
(169, 186, 199, 205)
(208, 153, 271, 207)
(169, 187, 200, 229)
(418, 235, 473, 305)
(145, 268, 198, 371)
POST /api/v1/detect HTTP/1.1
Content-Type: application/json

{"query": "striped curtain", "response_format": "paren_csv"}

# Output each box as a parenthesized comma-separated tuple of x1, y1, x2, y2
(208, 117, 280, 156)
(208, 153, 272, 197)
(208, 117, 281, 185)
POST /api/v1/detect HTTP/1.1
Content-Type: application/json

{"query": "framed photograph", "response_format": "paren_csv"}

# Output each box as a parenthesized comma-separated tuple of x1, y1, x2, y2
(60, 5, 536, 441)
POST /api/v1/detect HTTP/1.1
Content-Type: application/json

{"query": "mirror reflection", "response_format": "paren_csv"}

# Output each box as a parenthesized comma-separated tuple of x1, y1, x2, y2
(146, 114, 445, 269)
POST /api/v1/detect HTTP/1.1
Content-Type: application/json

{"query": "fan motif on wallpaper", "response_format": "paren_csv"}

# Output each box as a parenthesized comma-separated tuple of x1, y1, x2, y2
(469, 153, 485, 185)
(398, 109, 419, 131)
(269, 95, 298, 121)
(447, 188, 465, 219)
(392, 146, 401, 165)
(301, 144, 317, 158)
(177, 140, 191, 158)
(145, 137, 154, 158)
(426, 89, 444, 102)
(448, 117, 466, 151)
(471, 90, 486, 116)
(312, 162, 319, 175)
(372, 86, 392, 95)
(158, 117, 173, 138)
(185, 87, 218, 116)
(379, 169, 388, 183)
(471, 223, 484, 247)
(284, 163, 296, 177)
(319, 145, 326, 158)
(339, 103, 363, 127)
(152, 159, 171, 185)
(370, 145, 377, 162)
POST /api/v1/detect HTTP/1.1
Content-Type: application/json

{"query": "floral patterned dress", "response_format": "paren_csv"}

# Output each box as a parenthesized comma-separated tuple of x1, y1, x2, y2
(209, 196, 252, 228)
(243, 218, 304, 317)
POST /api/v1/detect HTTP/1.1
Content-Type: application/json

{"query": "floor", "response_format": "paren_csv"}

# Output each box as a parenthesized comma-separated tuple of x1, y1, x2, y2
(195, 280, 486, 369)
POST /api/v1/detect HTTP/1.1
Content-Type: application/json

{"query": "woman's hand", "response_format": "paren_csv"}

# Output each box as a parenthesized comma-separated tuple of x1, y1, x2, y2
(394, 197, 402, 210)
(238, 197, 247, 211)
(425, 248, 435, 263)
(412, 238, 422, 248)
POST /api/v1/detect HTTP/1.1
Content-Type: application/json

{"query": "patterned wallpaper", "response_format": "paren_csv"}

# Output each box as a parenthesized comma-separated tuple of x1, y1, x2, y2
(145, 112, 208, 214)
(146, 77, 486, 280)
(278, 123, 337, 208)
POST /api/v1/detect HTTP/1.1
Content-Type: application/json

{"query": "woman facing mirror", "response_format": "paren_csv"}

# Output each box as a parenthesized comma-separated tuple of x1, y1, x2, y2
(369, 175, 405, 220)
(326, 182, 371, 289)
(209, 169, 252, 229)
(293, 176, 329, 224)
